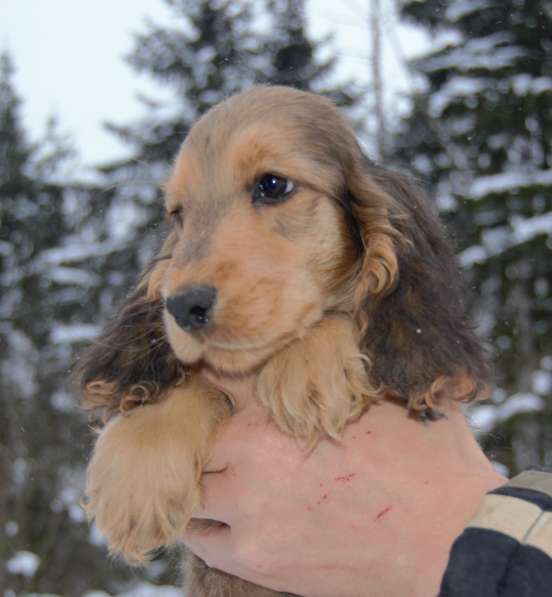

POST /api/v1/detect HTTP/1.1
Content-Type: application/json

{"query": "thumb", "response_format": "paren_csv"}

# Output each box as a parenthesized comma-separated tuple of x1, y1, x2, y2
(200, 368, 257, 412)
(201, 399, 272, 474)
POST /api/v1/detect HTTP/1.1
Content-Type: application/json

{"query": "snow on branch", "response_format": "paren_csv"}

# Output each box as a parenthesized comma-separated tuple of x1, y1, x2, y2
(467, 170, 552, 199)
(51, 324, 99, 344)
(446, 0, 492, 22)
(459, 211, 552, 267)
(469, 393, 546, 434)
(6, 550, 41, 578)
(420, 32, 525, 74)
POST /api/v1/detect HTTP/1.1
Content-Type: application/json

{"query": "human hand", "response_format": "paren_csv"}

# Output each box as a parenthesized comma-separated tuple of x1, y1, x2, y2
(183, 374, 505, 597)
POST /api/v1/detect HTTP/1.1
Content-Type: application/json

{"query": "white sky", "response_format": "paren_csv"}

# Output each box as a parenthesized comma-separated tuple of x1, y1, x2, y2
(0, 0, 428, 174)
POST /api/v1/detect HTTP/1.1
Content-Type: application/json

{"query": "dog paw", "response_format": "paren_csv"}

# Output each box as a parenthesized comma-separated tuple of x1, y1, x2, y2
(257, 316, 379, 448)
(84, 378, 229, 565)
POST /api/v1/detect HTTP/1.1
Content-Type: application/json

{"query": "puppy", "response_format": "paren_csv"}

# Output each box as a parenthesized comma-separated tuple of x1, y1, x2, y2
(79, 86, 489, 596)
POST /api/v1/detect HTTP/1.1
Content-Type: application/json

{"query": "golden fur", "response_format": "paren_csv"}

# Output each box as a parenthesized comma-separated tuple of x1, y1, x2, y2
(79, 86, 490, 596)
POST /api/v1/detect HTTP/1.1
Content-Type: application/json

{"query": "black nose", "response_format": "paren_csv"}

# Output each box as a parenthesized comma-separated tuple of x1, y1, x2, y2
(165, 286, 217, 331)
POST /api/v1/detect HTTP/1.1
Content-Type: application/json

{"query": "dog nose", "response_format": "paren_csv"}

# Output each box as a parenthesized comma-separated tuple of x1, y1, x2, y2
(165, 286, 217, 331)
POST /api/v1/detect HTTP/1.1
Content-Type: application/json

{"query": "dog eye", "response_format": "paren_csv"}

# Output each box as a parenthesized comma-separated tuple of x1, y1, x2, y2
(252, 173, 295, 204)
(169, 207, 184, 226)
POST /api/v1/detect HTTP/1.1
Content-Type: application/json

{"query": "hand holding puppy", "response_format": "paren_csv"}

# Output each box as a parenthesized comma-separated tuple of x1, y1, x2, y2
(184, 374, 505, 597)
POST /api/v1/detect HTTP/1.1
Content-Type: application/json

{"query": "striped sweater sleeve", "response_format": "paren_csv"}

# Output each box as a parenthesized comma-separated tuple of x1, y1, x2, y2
(438, 468, 552, 597)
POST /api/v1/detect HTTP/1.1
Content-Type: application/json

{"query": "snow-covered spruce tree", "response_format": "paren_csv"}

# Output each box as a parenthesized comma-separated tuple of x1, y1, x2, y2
(394, 0, 552, 472)
(258, 0, 359, 107)
(262, 0, 330, 89)
(0, 53, 123, 595)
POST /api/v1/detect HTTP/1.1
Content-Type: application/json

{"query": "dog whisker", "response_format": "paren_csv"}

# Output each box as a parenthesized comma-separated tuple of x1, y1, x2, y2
(150, 253, 173, 263)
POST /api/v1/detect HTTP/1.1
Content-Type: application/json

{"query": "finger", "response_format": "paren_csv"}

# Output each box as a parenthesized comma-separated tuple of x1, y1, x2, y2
(200, 409, 249, 473)
(182, 518, 233, 569)
(201, 418, 233, 474)
(200, 368, 256, 411)
(190, 471, 234, 522)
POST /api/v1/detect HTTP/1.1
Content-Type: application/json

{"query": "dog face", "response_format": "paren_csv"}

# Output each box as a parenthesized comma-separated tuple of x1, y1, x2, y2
(154, 87, 366, 373)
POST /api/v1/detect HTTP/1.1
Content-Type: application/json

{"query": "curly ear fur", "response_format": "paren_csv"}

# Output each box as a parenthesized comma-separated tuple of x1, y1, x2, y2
(344, 177, 404, 329)
(76, 232, 185, 419)
(347, 155, 491, 411)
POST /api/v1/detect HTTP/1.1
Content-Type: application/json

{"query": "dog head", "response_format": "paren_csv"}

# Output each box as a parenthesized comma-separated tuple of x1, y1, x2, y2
(79, 86, 489, 415)
(150, 87, 401, 373)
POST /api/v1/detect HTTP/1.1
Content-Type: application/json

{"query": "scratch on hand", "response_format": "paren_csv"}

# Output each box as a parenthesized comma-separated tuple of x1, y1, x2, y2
(335, 472, 357, 484)
(374, 505, 392, 521)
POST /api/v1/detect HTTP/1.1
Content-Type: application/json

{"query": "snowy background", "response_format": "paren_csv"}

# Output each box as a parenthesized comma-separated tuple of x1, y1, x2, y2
(0, 0, 427, 171)
(0, 0, 551, 595)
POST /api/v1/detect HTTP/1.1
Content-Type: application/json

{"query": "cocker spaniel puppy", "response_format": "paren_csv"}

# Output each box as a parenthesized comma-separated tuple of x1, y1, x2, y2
(79, 86, 489, 596)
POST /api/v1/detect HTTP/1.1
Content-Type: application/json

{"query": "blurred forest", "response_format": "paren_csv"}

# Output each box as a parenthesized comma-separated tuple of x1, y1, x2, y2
(0, 0, 551, 595)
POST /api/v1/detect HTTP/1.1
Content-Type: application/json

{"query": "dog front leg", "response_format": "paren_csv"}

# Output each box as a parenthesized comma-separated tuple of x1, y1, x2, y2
(84, 377, 229, 565)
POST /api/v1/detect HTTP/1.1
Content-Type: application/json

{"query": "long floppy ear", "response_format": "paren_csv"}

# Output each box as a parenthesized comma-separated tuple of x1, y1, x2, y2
(345, 158, 405, 330)
(346, 154, 491, 412)
(75, 231, 186, 419)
